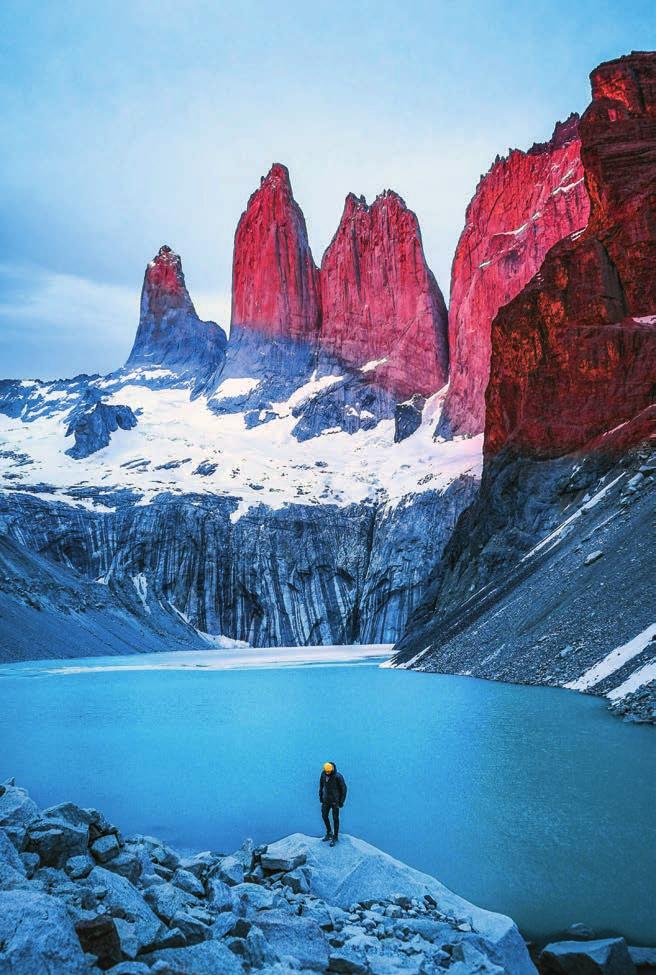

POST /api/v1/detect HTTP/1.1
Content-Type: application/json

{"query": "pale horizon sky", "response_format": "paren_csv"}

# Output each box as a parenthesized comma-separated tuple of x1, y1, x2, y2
(1, 0, 654, 379)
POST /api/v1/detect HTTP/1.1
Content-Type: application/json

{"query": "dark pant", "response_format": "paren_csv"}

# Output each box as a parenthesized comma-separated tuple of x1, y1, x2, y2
(321, 802, 340, 837)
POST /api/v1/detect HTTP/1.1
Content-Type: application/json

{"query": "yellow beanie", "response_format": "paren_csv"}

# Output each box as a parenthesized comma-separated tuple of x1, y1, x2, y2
(323, 762, 334, 773)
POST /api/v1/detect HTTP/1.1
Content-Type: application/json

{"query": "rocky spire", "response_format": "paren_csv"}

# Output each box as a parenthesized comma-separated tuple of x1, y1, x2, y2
(320, 190, 449, 400)
(230, 163, 321, 342)
(127, 245, 226, 387)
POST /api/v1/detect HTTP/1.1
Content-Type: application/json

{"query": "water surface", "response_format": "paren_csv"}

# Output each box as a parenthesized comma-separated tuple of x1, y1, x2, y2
(1, 651, 653, 943)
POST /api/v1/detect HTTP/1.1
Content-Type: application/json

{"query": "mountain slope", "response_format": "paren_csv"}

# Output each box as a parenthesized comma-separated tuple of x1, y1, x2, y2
(392, 51, 656, 723)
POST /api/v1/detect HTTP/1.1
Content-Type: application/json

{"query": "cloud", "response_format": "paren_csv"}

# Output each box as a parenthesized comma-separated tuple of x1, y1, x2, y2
(0, 263, 233, 380)
(0, 263, 137, 378)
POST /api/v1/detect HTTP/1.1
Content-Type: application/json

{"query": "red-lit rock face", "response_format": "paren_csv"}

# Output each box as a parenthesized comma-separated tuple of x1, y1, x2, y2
(440, 115, 590, 437)
(320, 191, 449, 400)
(485, 52, 656, 458)
(231, 163, 321, 342)
(142, 245, 190, 318)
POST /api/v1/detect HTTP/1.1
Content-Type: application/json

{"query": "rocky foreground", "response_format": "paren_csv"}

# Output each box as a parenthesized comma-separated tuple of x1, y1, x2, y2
(0, 783, 653, 975)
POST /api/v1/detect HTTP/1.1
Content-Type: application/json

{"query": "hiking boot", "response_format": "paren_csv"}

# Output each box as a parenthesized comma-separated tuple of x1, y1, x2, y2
(322, 833, 332, 842)
(330, 837, 338, 847)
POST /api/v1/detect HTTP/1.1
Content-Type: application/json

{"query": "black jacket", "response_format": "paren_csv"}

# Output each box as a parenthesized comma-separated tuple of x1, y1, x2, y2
(319, 763, 347, 807)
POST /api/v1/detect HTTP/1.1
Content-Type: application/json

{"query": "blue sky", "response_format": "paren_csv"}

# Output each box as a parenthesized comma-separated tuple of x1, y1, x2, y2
(1, 0, 654, 379)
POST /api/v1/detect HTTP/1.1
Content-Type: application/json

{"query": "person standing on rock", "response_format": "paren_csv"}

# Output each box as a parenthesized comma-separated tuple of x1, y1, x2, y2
(319, 761, 347, 847)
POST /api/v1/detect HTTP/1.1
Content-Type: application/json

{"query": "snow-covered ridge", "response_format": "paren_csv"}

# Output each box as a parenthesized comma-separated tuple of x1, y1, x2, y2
(0, 370, 482, 520)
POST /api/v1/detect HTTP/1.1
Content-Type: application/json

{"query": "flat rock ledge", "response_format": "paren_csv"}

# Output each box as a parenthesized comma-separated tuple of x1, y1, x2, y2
(0, 781, 647, 975)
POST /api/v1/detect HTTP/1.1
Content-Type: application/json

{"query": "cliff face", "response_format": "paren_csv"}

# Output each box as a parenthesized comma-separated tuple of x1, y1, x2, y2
(439, 115, 590, 438)
(320, 192, 449, 400)
(0, 480, 476, 654)
(127, 245, 227, 388)
(486, 53, 656, 458)
(230, 163, 322, 342)
(394, 53, 656, 721)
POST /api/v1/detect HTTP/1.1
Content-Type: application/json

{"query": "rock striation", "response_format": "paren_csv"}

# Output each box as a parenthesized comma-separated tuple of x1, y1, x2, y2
(126, 245, 227, 390)
(320, 191, 449, 399)
(439, 114, 590, 438)
(0, 782, 535, 975)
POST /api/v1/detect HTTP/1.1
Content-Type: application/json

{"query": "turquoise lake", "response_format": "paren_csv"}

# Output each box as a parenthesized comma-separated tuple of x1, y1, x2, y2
(0, 652, 654, 944)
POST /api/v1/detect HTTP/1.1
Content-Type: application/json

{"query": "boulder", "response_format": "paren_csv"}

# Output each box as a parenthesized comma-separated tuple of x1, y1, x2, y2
(628, 946, 656, 972)
(109, 964, 151, 975)
(148, 938, 244, 974)
(171, 910, 213, 945)
(210, 853, 245, 886)
(260, 849, 307, 873)
(0, 826, 27, 888)
(144, 880, 200, 924)
(539, 938, 637, 974)
(329, 944, 369, 973)
(151, 844, 181, 871)
(230, 881, 277, 915)
(255, 909, 330, 971)
(262, 834, 534, 975)
(207, 875, 234, 911)
(65, 854, 95, 880)
(75, 915, 122, 970)
(0, 783, 39, 829)
(104, 849, 143, 885)
(91, 833, 121, 863)
(25, 819, 89, 868)
(0, 889, 88, 974)
(86, 866, 161, 953)
(179, 851, 218, 879)
(242, 924, 278, 967)
(173, 867, 205, 897)
(282, 866, 311, 894)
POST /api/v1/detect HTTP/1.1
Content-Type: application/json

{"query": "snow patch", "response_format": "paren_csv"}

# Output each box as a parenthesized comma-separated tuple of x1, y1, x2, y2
(565, 622, 656, 692)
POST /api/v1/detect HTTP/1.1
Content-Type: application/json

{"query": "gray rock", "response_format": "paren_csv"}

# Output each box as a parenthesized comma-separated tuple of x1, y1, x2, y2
(172, 910, 213, 945)
(329, 944, 369, 973)
(179, 851, 218, 879)
(211, 854, 245, 886)
(86, 866, 161, 952)
(0, 783, 39, 829)
(256, 910, 330, 971)
(113, 918, 141, 960)
(211, 912, 239, 940)
(261, 850, 307, 873)
(144, 880, 200, 924)
(260, 834, 534, 975)
(91, 832, 120, 863)
(282, 866, 311, 894)
(207, 875, 235, 911)
(75, 914, 122, 969)
(173, 867, 206, 897)
(540, 937, 637, 974)
(65, 854, 95, 880)
(566, 923, 596, 940)
(149, 938, 244, 974)
(0, 826, 27, 888)
(109, 964, 151, 975)
(231, 881, 277, 915)
(243, 924, 279, 968)
(104, 849, 143, 884)
(20, 851, 41, 878)
(151, 844, 181, 871)
(449, 940, 505, 974)
(628, 946, 656, 971)
(25, 819, 89, 868)
(584, 550, 604, 566)
(43, 802, 95, 829)
(0, 889, 88, 974)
